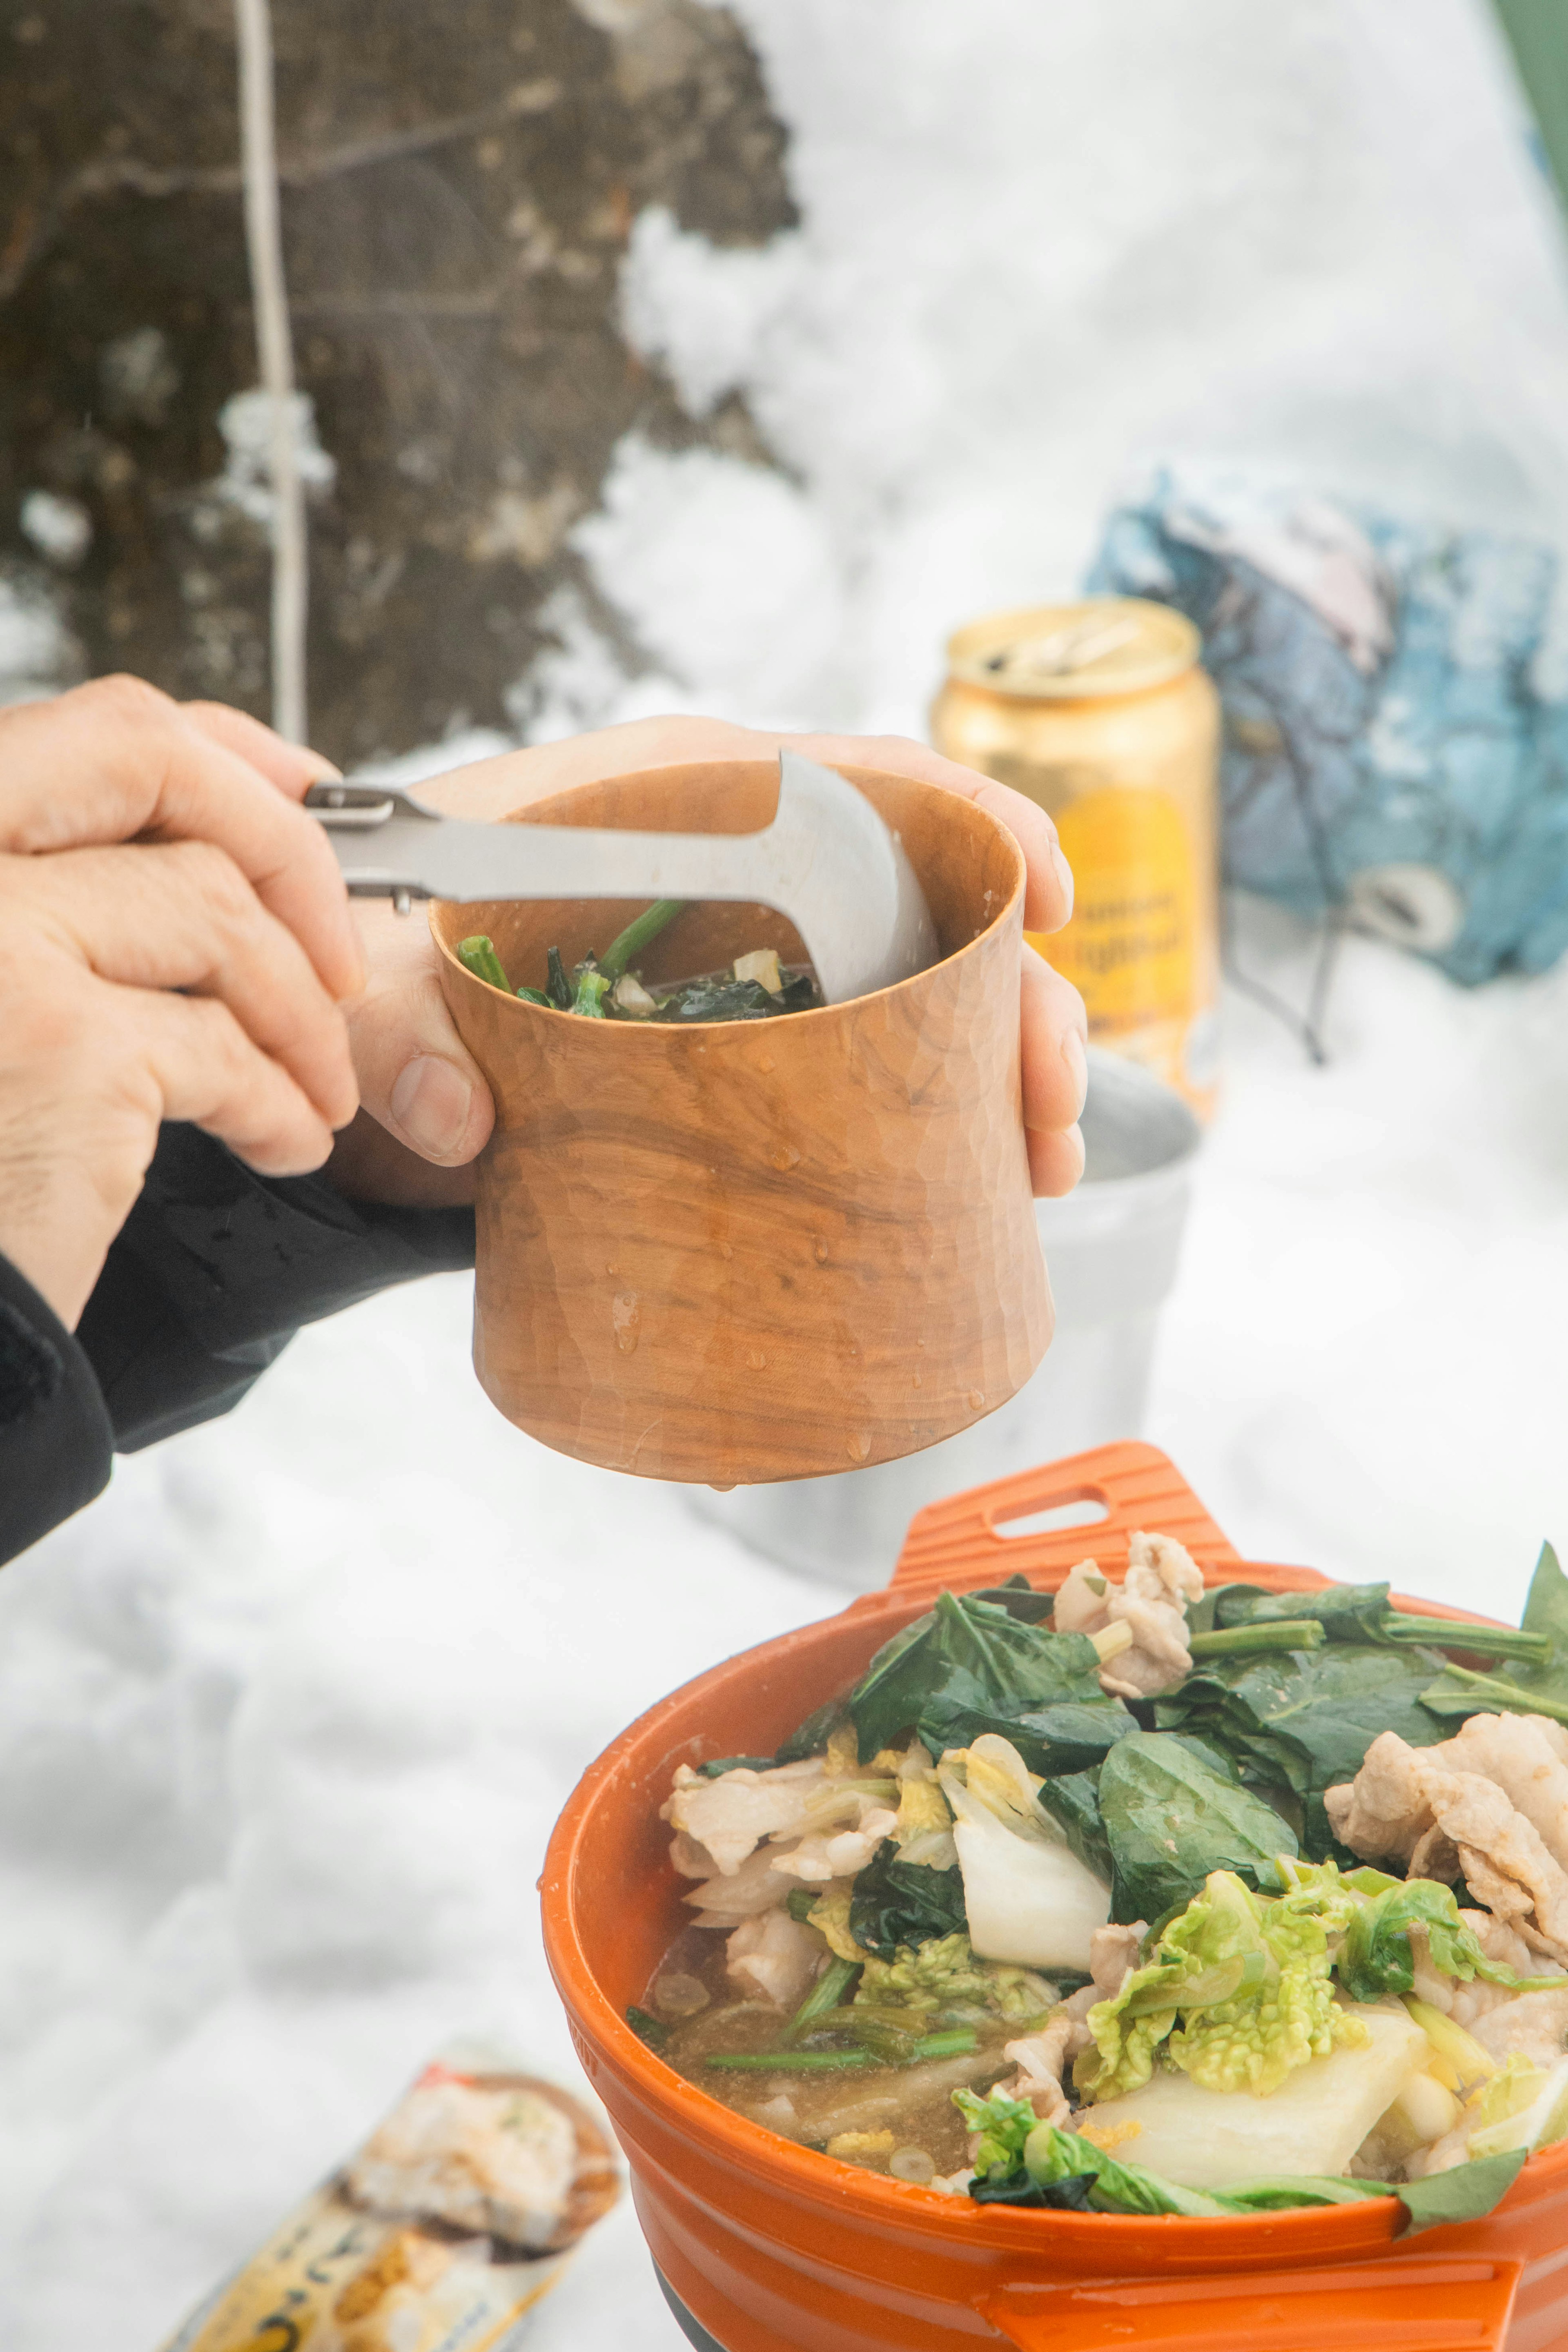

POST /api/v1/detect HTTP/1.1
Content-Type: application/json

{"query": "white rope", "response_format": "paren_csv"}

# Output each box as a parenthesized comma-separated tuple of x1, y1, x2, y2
(234, 0, 307, 743)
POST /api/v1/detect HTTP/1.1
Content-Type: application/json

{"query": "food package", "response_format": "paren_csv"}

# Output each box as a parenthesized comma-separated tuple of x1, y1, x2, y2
(158, 2049, 620, 2352)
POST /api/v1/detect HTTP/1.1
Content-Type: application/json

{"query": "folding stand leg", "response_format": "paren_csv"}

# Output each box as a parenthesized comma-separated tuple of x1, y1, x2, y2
(656, 2265, 733, 2351)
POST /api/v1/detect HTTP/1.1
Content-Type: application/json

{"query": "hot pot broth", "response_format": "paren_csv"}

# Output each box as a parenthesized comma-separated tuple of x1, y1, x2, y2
(635, 1532, 1568, 2223)
(639, 1925, 1017, 2175)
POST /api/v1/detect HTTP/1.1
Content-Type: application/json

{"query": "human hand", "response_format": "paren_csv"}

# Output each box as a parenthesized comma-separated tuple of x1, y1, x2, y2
(328, 714, 1086, 1205)
(0, 676, 362, 1328)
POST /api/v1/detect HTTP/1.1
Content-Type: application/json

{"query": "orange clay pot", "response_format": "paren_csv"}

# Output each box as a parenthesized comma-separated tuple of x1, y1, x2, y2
(429, 761, 1050, 1486)
(541, 1441, 1568, 2352)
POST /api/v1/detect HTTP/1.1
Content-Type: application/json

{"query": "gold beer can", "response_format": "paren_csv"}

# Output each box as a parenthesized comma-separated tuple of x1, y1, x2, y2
(931, 596, 1221, 1119)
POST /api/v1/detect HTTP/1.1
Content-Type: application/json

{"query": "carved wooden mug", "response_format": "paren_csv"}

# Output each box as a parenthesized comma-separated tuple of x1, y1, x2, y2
(430, 759, 1051, 1483)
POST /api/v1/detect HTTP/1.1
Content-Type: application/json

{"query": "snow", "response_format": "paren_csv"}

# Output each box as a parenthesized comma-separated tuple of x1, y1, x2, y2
(6, 2, 1568, 2343)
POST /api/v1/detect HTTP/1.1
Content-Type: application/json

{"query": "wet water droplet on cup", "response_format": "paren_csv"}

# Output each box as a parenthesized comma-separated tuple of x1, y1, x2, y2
(813, 1237, 829, 1264)
(757, 1054, 776, 1074)
(606, 1261, 618, 1276)
(968, 1389, 984, 1410)
(612, 1291, 641, 1354)
(718, 1241, 733, 1261)
(912, 1373, 922, 1388)
(746, 1347, 767, 1370)
(771, 1144, 801, 1171)
(846, 1432, 872, 1462)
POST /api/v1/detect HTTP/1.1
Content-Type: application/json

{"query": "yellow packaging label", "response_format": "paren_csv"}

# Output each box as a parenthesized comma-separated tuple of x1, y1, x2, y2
(160, 2059, 618, 2352)
(1027, 784, 1195, 1034)
(163, 2188, 564, 2352)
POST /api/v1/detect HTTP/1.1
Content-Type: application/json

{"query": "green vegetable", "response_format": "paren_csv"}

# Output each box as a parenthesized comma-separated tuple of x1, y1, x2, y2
(1216, 2174, 1393, 2210)
(1187, 1621, 1326, 1659)
(1154, 1642, 1451, 1860)
(1419, 1667, 1568, 1728)
(571, 964, 610, 1017)
(918, 1695, 1134, 1780)
(1422, 1541, 1568, 1721)
(1339, 1878, 1565, 2002)
(1090, 1732, 1297, 1924)
(783, 1954, 862, 2041)
(953, 2086, 1039, 2180)
(903, 2028, 978, 2058)
(514, 985, 551, 1006)
(660, 977, 790, 1022)
(797, 2004, 924, 2060)
(1394, 2147, 1529, 2233)
(836, 1590, 1106, 1761)
(599, 898, 685, 980)
(1038, 1766, 1114, 1884)
(457, 934, 512, 991)
(626, 2005, 669, 2050)
(696, 1755, 775, 1778)
(1078, 1867, 1362, 2101)
(774, 1695, 852, 1768)
(706, 2050, 876, 2071)
(965, 1574, 1055, 1624)
(854, 1929, 999, 2011)
(848, 1842, 968, 1957)
(707, 2028, 978, 2073)
(953, 2089, 1530, 2228)
(784, 1886, 822, 1923)
(1022, 2121, 1231, 2216)
(1382, 1618, 1549, 1662)
(546, 945, 572, 1009)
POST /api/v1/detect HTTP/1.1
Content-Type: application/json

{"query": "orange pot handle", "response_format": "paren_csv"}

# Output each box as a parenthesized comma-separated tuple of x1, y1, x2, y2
(885, 1441, 1244, 1602)
(981, 2254, 1523, 2352)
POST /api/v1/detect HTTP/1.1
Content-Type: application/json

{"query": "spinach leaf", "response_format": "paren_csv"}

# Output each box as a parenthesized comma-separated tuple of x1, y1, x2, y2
(775, 1692, 851, 1766)
(697, 1754, 775, 1778)
(1156, 1644, 1450, 1802)
(848, 1839, 968, 1957)
(967, 1576, 1055, 1624)
(1394, 2147, 1528, 2234)
(1094, 1731, 1297, 1923)
(1039, 1767, 1114, 1884)
(918, 1693, 1134, 1779)
(1421, 1541, 1568, 1723)
(970, 2172, 1096, 2210)
(1212, 1580, 1394, 1642)
(845, 1591, 1102, 1760)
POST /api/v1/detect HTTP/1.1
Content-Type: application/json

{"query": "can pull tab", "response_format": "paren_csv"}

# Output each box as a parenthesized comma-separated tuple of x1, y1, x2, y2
(980, 2256, 1522, 2352)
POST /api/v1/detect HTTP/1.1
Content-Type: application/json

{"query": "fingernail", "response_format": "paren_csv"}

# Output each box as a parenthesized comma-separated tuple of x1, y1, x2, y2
(307, 756, 345, 783)
(1061, 1026, 1089, 1120)
(1050, 842, 1075, 922)
(390, 1056, 474, 1159)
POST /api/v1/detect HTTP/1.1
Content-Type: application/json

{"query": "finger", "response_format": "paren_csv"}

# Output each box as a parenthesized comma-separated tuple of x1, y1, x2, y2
(0, 677, 363, 1000)
(18, 842, 358, 1131)
(343, 900, 494, 1166)
(1020, 943, 1089, 1139)
(1028, 1120, 1085, 1198)
(180, 699, 343, 801)
(105, 982, 337, 1176)
(785, 731, 1074, 934)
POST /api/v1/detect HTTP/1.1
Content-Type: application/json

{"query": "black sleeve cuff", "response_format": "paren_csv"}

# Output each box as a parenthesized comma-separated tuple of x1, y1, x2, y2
(78, 1125, 477, 1454)
(0, 1252, 114, 1566)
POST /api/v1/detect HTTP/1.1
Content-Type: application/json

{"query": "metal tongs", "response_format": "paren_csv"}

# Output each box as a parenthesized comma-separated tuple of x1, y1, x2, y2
(307, 748, 938, 1006)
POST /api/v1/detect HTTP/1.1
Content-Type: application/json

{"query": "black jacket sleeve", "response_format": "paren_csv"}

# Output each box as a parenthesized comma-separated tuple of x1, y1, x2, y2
(1, 1123, 476, 1566)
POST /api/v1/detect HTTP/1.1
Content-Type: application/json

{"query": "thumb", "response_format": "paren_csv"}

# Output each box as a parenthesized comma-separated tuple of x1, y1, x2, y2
(345, 904, 494, 1165)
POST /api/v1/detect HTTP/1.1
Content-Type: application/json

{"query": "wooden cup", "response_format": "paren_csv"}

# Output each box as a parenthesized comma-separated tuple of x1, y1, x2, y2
(430, 760, 1051, 1483)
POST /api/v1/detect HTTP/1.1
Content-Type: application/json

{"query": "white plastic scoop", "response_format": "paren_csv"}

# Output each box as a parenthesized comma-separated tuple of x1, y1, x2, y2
(307, 748, 939, 1006)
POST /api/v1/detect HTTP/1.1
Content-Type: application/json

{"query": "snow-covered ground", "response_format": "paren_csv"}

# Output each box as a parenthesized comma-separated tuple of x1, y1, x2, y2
(7, 1, 1568, 2343)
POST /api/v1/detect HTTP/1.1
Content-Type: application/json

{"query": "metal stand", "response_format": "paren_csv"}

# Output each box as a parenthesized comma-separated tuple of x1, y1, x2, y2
(656, 2265, 732, 2350)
